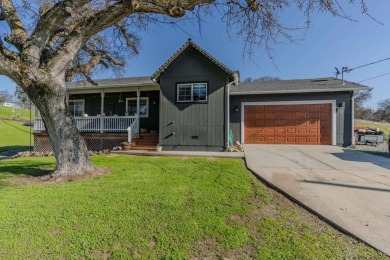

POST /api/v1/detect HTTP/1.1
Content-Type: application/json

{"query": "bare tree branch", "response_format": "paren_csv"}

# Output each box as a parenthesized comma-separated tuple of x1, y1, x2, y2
(116, 23, 139, 55)
(23, 0, 93, 66)
(0, 0, 28, 51)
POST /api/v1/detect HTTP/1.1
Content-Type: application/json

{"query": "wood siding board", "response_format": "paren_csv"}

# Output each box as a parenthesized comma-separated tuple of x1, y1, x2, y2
(159, 46, 230, 149)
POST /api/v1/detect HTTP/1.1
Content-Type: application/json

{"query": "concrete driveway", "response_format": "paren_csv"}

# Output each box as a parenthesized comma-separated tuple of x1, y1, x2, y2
(244, 144, 390, 256)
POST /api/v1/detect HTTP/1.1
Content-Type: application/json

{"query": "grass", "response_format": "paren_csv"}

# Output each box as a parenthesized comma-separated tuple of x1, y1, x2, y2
(0, 119, 33, 152)
(0, 106, 31, 121)
(0, 156, 386, 259)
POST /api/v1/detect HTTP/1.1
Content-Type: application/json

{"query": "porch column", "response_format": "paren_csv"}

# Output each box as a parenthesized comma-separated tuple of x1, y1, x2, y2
(100, 91, 105, 133)
(136, 88, 140, 133)
(34, 105, 39, 118)
(100, 91, 105, 115)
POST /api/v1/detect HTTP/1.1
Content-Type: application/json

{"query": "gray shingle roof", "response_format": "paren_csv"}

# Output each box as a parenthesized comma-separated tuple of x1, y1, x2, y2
(230, 77, 371, 95)
(66, 76, 157, 90)
(151, 39, 235, 82)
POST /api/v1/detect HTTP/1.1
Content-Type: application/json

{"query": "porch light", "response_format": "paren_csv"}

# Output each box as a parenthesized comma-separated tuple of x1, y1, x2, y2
(235, 105, 239, 113)
(118, 93, 124, 103)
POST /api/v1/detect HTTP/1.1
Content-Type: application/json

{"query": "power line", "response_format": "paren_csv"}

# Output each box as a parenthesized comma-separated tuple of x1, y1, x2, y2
(349, 57, 390, 71)
(358, 72, 390, 83)
(335, 57, 390, 83)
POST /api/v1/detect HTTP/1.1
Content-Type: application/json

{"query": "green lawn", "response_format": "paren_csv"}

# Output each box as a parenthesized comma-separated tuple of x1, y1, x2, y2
(0, 156, 386, 259)
(0, 119, 32, 152)
(0, 106, 31, 121)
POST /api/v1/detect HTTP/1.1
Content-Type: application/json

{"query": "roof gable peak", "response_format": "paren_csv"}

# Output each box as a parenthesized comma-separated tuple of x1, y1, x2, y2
(151, 39, 234, 82)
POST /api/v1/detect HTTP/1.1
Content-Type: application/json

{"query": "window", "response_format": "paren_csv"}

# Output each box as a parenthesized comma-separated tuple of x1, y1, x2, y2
(126, 97, 149, 117)
(68, 100, 84, 117)
(177, 83, 207, 102)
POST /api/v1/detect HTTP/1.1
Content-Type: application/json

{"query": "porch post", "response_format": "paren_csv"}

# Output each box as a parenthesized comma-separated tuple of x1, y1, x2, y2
(137, 88, 140, 133)
(100, 91, 105, 133)
(34, 105, 39, 118)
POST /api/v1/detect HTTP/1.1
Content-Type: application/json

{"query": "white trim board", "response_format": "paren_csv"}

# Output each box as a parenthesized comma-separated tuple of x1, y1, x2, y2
(240, 100, 337, 146)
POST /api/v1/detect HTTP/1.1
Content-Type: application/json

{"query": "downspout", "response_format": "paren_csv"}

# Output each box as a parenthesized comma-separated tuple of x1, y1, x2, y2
(351, 91, 357, 146)
(226, 73, 239, 149)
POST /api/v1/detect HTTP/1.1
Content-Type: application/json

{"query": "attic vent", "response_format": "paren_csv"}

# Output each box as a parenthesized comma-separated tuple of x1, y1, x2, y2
(311, 79, 329, 82)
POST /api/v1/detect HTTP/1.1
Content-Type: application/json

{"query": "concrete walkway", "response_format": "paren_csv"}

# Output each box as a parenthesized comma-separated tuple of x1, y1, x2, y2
(112, 150, 244, 158)
(244, 144, 390, 256)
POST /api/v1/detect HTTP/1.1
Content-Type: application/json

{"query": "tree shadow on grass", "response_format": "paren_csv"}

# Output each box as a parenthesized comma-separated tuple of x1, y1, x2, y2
(0, 145, 32, 153)
(0, 161, 54, 178)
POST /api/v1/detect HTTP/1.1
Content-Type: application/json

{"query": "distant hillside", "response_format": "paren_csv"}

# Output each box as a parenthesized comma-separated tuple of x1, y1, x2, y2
(0, 106, 31, 121)
(0, 119, 32, 152)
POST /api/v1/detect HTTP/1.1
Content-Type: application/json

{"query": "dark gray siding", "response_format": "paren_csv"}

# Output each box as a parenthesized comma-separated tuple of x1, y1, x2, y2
(70, 90, 159, 131)
(69, 93, 101, 116)
(159, 47, 230, 151)
(229, 92, 353, 146)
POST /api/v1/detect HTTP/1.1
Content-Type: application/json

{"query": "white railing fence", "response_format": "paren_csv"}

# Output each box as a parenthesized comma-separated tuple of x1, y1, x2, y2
(127, 117, 140, 142)
(34, 116, 139, 133)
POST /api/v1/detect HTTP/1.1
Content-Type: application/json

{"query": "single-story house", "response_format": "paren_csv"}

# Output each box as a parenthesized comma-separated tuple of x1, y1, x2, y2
(33, 39, 371, 152)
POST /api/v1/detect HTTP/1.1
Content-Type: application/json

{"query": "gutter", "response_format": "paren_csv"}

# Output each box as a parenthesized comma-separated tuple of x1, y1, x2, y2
(229, 87, 372, 95)
(66, 83, 159, 91)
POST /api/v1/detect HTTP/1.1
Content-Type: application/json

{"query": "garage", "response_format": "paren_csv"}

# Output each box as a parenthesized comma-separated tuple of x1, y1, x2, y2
(229, 78, 372, 147)
(243, 103, 332, 145)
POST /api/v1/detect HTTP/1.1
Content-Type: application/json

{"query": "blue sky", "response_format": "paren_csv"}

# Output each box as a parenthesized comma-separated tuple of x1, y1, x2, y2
(1, 1, 389, 109)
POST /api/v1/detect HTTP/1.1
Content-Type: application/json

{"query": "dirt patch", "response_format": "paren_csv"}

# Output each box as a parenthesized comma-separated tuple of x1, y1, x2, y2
(11, 167, 111, 185)
(49, 228, 61, 237)
(91, 250, 112, 260)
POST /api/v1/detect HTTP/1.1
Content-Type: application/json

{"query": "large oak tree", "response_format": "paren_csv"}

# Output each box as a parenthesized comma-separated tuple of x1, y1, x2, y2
(0, 0, 371, 179)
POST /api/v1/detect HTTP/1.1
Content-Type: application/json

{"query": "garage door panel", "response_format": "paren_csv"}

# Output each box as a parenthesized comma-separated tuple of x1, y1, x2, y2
(308, 120, 319, 126)
(255, 121, 266, 127)
(265, 128, 275, 134)
(275, 128, 286, 134)
(255, 113, 264, 119)
(286, 128, 297, 134)
(244, 103, 332, 145)
(320, 104, 331, 110)
(255, 128, 265, 134)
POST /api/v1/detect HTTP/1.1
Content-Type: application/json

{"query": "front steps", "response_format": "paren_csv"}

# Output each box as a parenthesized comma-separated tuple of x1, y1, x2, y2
(131, 133, 158, 151)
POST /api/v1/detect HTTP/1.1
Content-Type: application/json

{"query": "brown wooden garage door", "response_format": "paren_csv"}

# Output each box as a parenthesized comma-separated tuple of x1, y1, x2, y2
(244, 104, 332, 144)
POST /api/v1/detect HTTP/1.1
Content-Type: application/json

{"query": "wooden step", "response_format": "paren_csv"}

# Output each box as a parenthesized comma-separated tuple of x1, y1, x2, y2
(139, 133, 158, 137)
(130, 145, 156, 151)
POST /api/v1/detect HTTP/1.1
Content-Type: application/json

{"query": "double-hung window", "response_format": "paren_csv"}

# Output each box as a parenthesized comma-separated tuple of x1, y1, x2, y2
(177, 83, 207, 102)
(126, 97, 149, 117)
(68, 100, 84, 117)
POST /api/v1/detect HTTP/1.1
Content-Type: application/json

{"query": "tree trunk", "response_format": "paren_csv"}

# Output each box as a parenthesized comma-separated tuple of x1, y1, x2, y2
(28, 80, 95, 178)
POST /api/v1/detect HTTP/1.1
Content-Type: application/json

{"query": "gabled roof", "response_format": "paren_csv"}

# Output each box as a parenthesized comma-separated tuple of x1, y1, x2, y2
(230, 77, 372, 95)
(66, 76, 158, 90)
(151, 39, 235, 82)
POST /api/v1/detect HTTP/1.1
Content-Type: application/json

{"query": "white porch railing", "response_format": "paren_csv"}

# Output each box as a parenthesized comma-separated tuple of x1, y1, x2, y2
(34, 116, 139, 133)
(127, 117, 140, 142)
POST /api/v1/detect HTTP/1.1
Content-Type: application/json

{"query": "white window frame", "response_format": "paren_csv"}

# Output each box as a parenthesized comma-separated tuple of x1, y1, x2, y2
(68, 99, 85, 117)
(126, 97, 149, 118)
(177, 83, 208, 102)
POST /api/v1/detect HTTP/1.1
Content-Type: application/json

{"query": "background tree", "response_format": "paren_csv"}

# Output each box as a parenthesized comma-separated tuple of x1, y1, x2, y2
(0, 89, 12, 103)
(354, 90, 373, 120)
(373, 98, 390, 122)
(243, 76, 281, 82)
(0, 0, 373, 179)
(15, 85, 31, 109)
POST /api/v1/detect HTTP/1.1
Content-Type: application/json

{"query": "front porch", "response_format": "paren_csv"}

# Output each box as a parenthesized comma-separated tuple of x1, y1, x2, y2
(33, 87, 160, 152)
